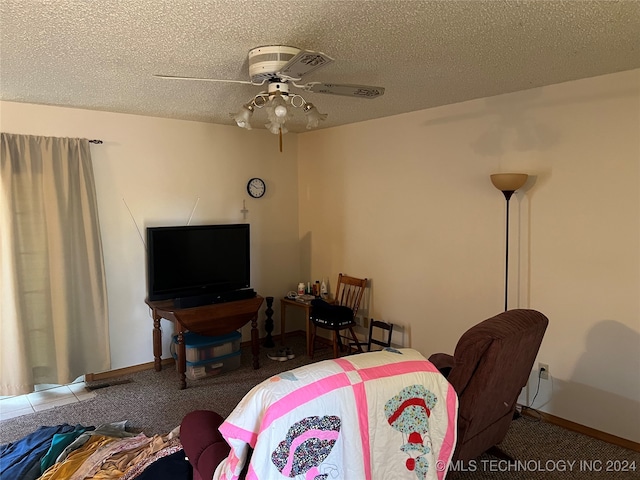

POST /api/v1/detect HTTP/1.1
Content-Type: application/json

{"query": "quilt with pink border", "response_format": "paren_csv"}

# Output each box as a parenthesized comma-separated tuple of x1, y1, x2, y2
(215, 348, 458, 480)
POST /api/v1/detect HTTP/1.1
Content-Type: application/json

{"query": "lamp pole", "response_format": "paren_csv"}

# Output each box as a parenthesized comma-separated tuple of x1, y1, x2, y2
(490, 174, 528, 312)
(501, 190, 515, 312)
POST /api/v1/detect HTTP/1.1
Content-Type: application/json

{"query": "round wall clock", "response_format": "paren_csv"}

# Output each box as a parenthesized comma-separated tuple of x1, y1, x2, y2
(247, 177, 266, 198)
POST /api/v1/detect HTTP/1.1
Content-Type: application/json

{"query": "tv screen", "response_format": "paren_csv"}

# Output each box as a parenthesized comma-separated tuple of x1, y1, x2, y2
(146, 224, 250, 302)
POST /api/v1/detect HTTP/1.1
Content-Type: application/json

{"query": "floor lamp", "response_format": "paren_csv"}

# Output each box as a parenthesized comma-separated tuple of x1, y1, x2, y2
(490, 173, 528, 311)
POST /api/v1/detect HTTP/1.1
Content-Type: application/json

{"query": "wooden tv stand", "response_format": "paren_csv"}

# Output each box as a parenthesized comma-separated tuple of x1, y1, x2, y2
(145, 295, 264, 389)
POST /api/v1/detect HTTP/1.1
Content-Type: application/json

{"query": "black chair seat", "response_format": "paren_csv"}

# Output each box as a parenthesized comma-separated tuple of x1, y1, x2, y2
(310, 299, 354, 329)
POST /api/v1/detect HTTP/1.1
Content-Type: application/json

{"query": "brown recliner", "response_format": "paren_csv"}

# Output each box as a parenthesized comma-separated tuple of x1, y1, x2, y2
(429, 309, 549, 462)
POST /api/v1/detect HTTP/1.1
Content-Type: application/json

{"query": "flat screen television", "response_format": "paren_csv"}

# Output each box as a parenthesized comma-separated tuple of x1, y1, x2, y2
(146, 223, 251, 304)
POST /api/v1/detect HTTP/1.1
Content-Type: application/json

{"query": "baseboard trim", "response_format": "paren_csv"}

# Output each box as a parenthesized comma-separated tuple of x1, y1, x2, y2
(85, 358, 175, 382)
(239, 329, 307, 348)
(521, 407, 640, 453)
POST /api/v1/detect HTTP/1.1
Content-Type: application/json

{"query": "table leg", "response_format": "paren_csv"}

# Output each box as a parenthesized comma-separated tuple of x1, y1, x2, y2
(306, 307, 311, 356)
(251, 315, 260, 369)
(176, 326, 187, 390)
(280, 300, 287, 345)
(152, 315, 162, 372)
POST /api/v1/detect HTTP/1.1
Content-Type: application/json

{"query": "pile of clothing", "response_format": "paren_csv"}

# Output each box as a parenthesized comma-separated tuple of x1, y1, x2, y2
(0, 421, 191, 480)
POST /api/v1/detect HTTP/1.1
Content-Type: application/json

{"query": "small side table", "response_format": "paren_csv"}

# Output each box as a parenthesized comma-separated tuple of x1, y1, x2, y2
(280, 297, 312, 356)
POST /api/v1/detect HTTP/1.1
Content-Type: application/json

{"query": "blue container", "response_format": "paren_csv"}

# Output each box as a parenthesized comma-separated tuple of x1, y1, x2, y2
(172, 330, 241, 363)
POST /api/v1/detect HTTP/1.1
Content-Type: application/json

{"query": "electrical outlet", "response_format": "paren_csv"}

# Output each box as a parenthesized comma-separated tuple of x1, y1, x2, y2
(538, 363, 549, 380)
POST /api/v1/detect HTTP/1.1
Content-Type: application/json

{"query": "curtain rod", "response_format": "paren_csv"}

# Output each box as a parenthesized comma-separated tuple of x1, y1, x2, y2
(89, 139, 103, 144)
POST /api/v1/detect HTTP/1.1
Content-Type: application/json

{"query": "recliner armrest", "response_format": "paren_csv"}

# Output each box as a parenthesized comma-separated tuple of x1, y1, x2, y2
(428, 353, 454, 377)
(181, 410, 230, 480)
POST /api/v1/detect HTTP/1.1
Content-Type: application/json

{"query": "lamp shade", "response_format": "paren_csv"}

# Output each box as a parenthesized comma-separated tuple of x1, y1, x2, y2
(266, 94, 290, 127)
(304, 103, 327, 129)
(490, 173, 528, 192)
(231, 103, 254, 130)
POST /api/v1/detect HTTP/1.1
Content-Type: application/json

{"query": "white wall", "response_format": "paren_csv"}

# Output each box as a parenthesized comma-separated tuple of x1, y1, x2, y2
(1, 101, 302, 369)
(297, 70, 640, 443)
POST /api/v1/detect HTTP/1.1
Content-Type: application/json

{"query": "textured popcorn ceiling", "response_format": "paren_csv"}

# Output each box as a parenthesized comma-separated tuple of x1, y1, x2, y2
(1, 0, 639, 133)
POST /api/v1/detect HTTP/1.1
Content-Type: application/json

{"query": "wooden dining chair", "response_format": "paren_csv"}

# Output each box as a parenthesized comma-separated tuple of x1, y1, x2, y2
(309, 273, 367, 358)
(350, 319, 394, 352)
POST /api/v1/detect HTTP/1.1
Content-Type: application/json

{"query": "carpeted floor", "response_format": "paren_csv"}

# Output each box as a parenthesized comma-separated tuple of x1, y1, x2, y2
(1, 335, 639, 479)
(448, 417, 640, 479)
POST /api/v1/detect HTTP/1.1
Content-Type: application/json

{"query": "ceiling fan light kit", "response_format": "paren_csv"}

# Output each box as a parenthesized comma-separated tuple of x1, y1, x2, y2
(157, 44, 385, 151)
(232, 81, 326, 135)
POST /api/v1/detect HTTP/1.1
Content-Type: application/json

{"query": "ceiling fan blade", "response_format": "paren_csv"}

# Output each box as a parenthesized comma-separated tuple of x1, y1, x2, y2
(278, 50, 335, 79)
(153, 74, 255, 85)
(306, 82, 385, 99)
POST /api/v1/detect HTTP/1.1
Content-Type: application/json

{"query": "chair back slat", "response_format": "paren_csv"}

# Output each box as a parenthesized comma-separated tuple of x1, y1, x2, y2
(334, 273, 367, 317)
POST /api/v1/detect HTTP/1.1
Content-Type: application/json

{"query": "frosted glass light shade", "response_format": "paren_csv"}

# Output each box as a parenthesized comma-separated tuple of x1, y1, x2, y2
(265, 121, 288, 135)
(304, 103, 327, 129)
(266, 94, 289, 127)
(490, 173, 528, 192)
(231, 104, 254, 130)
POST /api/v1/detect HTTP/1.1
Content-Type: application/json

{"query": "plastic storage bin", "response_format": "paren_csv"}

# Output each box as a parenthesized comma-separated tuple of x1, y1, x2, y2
(171, 331, 243, 380)
(173, 331, 241, 363)
(184, 351, 241, 380)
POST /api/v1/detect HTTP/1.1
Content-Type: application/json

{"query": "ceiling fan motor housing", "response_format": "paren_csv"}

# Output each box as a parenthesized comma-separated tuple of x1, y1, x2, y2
(248, 45, 300, 82)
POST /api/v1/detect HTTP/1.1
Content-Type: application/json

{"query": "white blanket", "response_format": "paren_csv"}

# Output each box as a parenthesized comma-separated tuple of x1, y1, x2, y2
(216, 348, 458, 480)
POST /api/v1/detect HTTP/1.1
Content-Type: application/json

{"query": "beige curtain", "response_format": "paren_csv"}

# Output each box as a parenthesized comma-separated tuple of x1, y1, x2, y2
(0, 133, 110, 396)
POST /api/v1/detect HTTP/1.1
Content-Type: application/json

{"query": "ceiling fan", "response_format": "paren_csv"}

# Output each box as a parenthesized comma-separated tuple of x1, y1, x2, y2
(154, 45, 385, 151)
